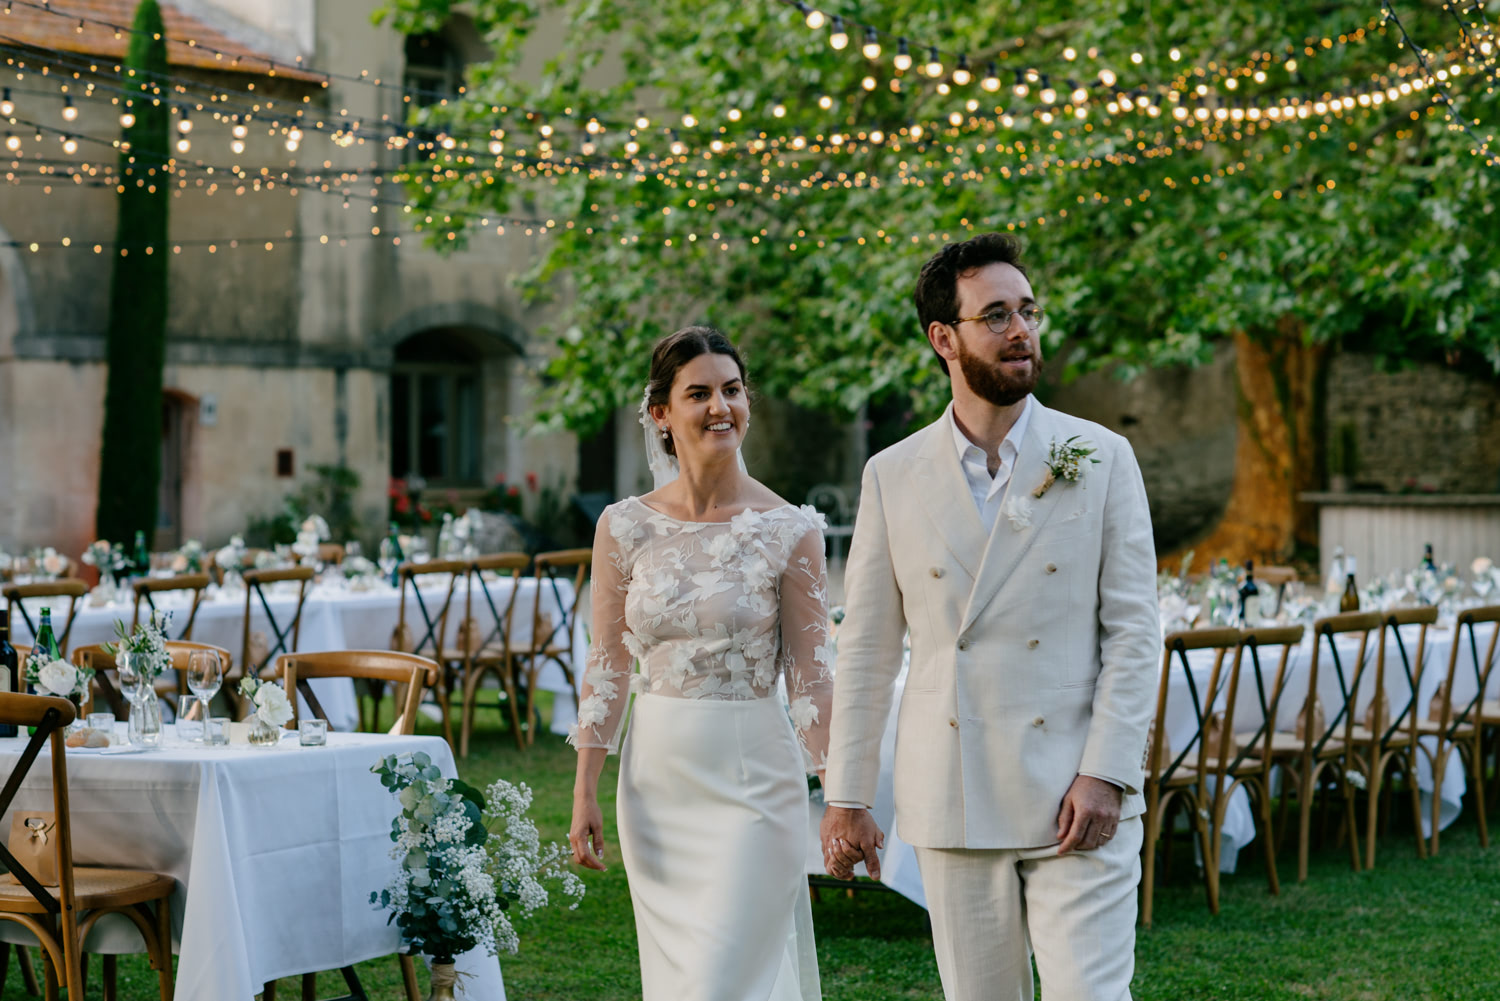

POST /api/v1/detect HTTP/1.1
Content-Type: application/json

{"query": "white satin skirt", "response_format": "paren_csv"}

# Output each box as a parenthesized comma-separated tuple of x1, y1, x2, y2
(618, 693, 821, 1001)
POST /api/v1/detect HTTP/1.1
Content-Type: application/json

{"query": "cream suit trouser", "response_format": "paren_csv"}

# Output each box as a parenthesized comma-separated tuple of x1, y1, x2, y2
(914, 816, 1143, 1001)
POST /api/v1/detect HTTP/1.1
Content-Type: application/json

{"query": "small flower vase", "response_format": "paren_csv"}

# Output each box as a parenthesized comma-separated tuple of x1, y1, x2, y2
(247, 714, 281, 747)
(427, 959, 457, 1001)
(127, 694, 163, 748)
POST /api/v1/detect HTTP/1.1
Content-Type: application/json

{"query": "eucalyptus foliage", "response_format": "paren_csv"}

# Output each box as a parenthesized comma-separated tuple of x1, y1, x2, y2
(378, 0, 1500, 435)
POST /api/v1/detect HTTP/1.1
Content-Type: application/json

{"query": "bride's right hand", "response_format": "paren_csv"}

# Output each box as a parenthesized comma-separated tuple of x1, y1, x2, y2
(570, 796, 608, 871)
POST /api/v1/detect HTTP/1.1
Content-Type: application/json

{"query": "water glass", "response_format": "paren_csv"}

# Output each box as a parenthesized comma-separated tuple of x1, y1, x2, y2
(204, 717, 229, 746)
(86, 712, 116, 737)
(128, 696, 163, 748)
(298, 718, 328, 747)
(186, 649, 223, 725)
(176, 694, 204, 742)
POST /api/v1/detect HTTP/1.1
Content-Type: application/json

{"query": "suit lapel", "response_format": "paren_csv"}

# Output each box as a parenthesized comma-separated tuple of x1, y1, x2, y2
(913, 414, 986, 580)
(960, 404, 1065, 632)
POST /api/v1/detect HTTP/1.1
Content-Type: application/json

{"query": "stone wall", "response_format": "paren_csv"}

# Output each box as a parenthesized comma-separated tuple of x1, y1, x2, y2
(1325, 352, 1500, 495)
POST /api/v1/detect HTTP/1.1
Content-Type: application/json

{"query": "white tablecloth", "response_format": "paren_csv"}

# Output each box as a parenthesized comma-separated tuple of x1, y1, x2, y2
(9, 576, 581, 737)
(0, 730, 505, 1001)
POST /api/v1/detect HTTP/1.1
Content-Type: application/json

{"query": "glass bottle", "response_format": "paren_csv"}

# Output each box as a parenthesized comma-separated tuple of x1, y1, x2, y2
(1339, 557, 1361, 613)
(1238, 560, 1261, 625)
(133, 529, 150, 577)
(1325, 545, 1345, 596)
(1421, 543, 1436, 573)
(0, 610, 18, 738)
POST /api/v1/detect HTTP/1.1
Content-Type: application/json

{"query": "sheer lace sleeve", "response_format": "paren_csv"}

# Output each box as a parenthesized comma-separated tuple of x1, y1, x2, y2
(568, 507, 640, 753)
(779, 508, 836, 774)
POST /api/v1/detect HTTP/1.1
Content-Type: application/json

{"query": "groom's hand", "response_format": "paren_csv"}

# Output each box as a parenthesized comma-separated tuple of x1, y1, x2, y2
(820, 806, 885, 880)
(1055, 774, 1123, 854)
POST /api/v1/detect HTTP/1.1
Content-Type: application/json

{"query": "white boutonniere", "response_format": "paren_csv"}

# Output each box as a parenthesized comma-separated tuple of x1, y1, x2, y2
(1033, 436, 1099, 498)
(1001, 495, 1034, 532)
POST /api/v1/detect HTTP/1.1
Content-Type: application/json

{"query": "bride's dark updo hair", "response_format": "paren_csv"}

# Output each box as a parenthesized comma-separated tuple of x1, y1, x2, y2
(646, 326, 748, 457)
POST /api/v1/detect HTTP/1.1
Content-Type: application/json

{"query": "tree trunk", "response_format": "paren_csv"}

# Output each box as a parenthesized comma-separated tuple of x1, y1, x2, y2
(1164, 326, 1325, 569)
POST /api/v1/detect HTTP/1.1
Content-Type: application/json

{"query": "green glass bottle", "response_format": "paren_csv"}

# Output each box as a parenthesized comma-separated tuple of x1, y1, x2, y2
(133, 529, 150, 576)
(0, 610, 19, 738)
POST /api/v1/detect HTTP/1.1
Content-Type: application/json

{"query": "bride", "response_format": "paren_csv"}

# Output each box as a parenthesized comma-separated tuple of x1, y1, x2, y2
(568, 325, 833, 1001)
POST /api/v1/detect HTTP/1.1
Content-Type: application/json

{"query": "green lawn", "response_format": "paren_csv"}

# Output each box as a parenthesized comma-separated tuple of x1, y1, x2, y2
(9, 699, 1500, 999)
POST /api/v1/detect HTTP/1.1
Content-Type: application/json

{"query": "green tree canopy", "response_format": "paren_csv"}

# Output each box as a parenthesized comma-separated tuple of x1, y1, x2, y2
(378, 0, 1500, 437)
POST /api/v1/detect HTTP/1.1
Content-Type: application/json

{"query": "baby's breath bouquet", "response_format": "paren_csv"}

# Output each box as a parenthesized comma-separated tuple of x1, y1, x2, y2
(370, 751, 584, 970)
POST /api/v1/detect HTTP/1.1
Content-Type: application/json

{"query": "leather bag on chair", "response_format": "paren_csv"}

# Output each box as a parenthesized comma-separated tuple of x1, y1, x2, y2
(5, 812, 58, 886)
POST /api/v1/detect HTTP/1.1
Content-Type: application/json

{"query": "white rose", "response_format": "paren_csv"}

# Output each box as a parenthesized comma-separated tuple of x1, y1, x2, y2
(42, 549, 66, 576)
(1473, 557, 1494, 578)
(253, 683, 294, 727)
(36, 659, 78, 697)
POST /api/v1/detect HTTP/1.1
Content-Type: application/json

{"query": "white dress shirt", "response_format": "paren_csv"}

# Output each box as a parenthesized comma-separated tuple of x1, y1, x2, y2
(949, 396, 1034, 534)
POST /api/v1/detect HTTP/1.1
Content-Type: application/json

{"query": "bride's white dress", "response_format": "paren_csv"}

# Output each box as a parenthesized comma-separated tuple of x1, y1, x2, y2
(571, 497, 834, 1001)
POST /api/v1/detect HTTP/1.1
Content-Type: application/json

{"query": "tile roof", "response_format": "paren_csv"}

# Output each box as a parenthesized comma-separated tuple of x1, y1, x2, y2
(0, 0, 326, 84)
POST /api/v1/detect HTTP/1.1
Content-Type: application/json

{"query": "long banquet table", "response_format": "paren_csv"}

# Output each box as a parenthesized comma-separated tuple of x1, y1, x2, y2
(9, 576, 581, 734)
(806, 619, 1493, 907)
(0, 729, 506, 1000)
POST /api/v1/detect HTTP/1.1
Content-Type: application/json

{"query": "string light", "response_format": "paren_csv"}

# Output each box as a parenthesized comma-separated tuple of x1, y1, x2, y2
(952, 54, 972, 86)
(924, 46, 944, 78)
(862, 28, 881, 60)
(893, 38, 912, 72)
(798, 3, 825, 31)
(4, 130, 17, 151)
(982, 62, 1001, 93)
(0, 88, 12, 117)
(60, 94, 75, 122)
(828, 16, 848, 51)
(176, 107, 192, 134)
(119, 109, 134, 128)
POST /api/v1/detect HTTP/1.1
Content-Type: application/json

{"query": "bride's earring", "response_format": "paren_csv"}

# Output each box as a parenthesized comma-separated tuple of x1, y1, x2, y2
(660, 426, 670, 439)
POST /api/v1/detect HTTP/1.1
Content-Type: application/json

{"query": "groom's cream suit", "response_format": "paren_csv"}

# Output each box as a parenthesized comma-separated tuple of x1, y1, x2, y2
(824, 396, 1159, 1001)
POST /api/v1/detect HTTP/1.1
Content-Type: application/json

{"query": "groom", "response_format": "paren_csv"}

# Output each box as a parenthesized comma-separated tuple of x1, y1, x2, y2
(821, 233, 1159, 1000)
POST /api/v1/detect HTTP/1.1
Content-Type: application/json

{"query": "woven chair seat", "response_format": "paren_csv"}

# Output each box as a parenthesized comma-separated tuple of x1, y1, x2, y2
(1239, 730, 1344, 756)
(1346, 724, 1418, 746)
(1416, 716, 1477, 737)
(0, 868, 175, 914)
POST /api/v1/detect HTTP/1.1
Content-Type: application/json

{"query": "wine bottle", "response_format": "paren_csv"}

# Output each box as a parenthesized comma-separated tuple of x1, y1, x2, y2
(1339, 557, 1360, 613)
(133, 529, 150, 577)
(1238, 560, 1261, 624)
(0, 610, 19, 738)
(1421, 543, 1436, 573)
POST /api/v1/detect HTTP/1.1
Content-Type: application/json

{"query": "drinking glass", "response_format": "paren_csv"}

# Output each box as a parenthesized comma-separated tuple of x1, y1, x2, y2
(176, 694, 204, 742)
(345, 540, 362, 561)
(116, 650, 144, 703)
(186, 649, 223, 726)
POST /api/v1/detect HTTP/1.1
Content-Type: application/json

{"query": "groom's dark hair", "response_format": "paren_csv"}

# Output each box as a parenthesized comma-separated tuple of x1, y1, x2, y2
(913, 233, 1029, 375)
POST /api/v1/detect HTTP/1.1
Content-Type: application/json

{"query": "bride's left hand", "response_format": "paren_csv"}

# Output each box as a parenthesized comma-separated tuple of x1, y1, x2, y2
(570, 795, 608, 871)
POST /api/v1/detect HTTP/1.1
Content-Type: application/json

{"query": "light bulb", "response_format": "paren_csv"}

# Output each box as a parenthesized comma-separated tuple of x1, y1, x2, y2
(669, 132, 685, 155)
(636, 112, 649, 129)
(61, 135, 76, 153)
(1063, 47, 1077, 61)
(681, 113, 697, 128)
(120, 111, 135, 128)
(1098, 68, 1117, 88)
(4, 132, 17, 151)
(829, 16, 848, 50)
(818, 94, 833, 110)
(1169, 48, 1182, 61)
(909, 123, 923, 140)
(982, 62, 1001, 92)
(176, 136, 190, 153)
(804, 6, 825, 30)
(862, 28, 880, 60)
(1070, 80, 1088, 103)
(286, 138, 299, 151)
(924, 46, 943, 78)
(952, 55, 972, 86)
(772, 102, 787, 118)
(893, 38, 912, 72)
(727, 108, 742, 121)
(862, 76, 877, 91)
(232, 139, 245, 154)
(586, 118, 602, 134)
(1013, 71, 1029, 98)
(1039, 75, 1056, 104)
(232, 119, 248, 139)
(177, 111, 192, 134)
(489, 139, 503, 155)
(791, 129, 806, 149)
(62, 96, 77, 122)
(289, 128, 304, 143)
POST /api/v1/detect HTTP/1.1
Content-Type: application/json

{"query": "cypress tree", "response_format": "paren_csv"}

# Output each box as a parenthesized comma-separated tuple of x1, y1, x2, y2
(96, 0, 170, 544)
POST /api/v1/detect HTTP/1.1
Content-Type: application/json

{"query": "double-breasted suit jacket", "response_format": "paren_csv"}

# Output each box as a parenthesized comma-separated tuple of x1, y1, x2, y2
(824, 400, 1160, 849)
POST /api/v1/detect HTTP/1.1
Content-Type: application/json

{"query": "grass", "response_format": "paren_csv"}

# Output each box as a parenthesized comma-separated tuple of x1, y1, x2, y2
(9, 697, 1500, 1000)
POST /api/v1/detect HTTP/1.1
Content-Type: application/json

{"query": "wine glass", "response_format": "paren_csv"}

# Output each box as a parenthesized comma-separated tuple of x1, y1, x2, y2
(186, 650, 223, 737)
(116, 650, 144, 704)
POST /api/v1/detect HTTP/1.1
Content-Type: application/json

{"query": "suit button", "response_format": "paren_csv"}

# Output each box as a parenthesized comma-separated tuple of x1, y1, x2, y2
(957, 637, 971, 651)
(1033, 716, 1045, 727)
(949, 718, 959, 729)
(1045, 563, 1058, 574)
(930, 567, 945, 579)
(1027, 638, 1040, 649)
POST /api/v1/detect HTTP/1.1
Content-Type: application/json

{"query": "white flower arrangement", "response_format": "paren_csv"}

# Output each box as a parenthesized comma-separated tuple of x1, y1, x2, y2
(213, 535, 248, 571)
(81, 539, 128, 575)
(301, 515, 331, 541)
(237, 675, 294, 728)
(31, 547, 68, 579)
(25, 649, 93, 699)
(171, 540, 205, 574)
(370, 751, 584, 962)
(102, 611, 172, 683)
(1033, 436, 1099, 498)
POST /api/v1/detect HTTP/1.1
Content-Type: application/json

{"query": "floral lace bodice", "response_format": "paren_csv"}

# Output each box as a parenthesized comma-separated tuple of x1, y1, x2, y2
(569, 497, 835, 773)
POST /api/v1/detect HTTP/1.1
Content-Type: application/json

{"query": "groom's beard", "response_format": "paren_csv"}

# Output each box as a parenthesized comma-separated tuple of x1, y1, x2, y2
(955, 333, 1043, 408)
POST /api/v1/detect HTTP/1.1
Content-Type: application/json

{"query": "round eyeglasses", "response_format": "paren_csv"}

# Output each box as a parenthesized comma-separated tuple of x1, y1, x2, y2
(952, 305, 1045, 334)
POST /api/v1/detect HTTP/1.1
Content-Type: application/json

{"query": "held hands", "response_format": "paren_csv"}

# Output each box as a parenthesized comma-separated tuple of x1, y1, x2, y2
(1055, 774, 1123, 854)
(569, 795, 608, 871)
(820, 806, 885, 881)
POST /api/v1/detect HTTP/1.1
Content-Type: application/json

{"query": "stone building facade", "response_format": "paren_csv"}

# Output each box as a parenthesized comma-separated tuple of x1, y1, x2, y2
(0, 0, 580, 556)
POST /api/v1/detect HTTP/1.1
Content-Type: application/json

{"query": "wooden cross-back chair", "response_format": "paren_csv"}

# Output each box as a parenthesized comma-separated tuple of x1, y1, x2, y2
(1141, 627, 1238, 928)
(459, 553, 531, 757)
(1209, 625, 1306, 902)
(74, 641, 234, 718)
(239, 566, 316, 699)
(390, 559, 469, 747)
(1343, 606, 1437, 870)
(514, 548, 592, 746)
(1263, 611, 1379, 882)
(130, 573, 212, 642)
(263, 652, 436, 1001)
(0, 692, 175, 1000)
(2, 580, 87, 659)
(1419, 604, 1500, 855)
